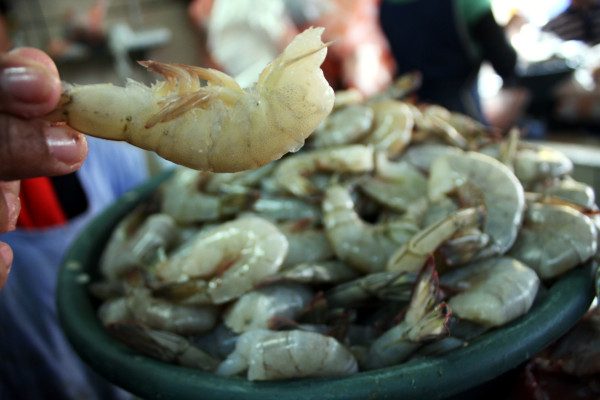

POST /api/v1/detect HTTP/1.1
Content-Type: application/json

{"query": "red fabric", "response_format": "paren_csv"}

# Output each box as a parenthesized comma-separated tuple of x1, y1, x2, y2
(17, 177, 67, 229)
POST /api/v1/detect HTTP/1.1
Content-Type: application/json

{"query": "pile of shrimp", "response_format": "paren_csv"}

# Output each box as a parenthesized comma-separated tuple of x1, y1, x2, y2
(90, 74, 599, 381)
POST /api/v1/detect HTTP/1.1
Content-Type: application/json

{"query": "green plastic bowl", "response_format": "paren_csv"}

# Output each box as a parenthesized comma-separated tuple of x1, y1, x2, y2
(57, 171, 597, 400)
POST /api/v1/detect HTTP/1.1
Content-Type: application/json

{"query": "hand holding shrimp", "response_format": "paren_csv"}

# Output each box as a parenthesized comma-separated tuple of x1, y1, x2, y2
(49, 27, 335, 172)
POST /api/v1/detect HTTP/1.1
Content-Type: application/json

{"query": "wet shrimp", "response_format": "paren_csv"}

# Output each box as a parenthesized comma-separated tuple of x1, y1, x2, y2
(309, 104, 373, 148)
(107, 320, 221, 371)
(440, 256, 540, 327)
(272, 144, 375, 197)
(160, 167, 257, 223)
(508, 203, 597, 279)
(50, 27, 335, 172)
(363, 257, 451, 370)
(127, 288, 219, 335)
(386, 207, 484, 273)
(428, 151, 525, 257)
(277, 219, 334, 267)
(216, 329, 358, 380)
(323, 184, 420, 273)
(99, 210, 178, 281)
(358, 153, 428, 213)
(223, 283, 314, 334)
(361, 99, 413, 158)
(155, 215, 288, 304)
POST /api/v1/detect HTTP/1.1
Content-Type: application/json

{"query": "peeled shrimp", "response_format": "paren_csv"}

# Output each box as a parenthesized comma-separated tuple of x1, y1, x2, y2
(50, 27, 335, 172)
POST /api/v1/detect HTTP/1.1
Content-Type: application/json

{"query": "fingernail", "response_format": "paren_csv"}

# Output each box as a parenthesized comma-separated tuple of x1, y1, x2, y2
(0, 65, 56, 104)
(44, 125, 87, 167)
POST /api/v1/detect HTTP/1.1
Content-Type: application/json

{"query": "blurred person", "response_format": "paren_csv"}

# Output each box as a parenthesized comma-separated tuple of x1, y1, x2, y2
(0, 47, 149, 399)
(188, 0, 395, 96)
(379, 0, 519, 122)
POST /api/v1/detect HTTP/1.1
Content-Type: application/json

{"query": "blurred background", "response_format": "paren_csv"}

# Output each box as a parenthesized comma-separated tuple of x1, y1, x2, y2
(2, 0, 600, 186)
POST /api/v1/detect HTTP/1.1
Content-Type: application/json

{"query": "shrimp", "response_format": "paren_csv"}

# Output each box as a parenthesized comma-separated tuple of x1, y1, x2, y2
(428, 151, 525, 258)
(216, 329, 358, 380)
(508, 203, 597, 279)
(106, 320, 221, 371)
(155, 215, 288, 304)
(126, 288, 219, 335)
(160, 167, 257, 223)
(223, 283, 314, 334)
(440, 256, 540, 327)
(363, 257, 451, 370)
(361, 100, 414, 158)
(262, 260, 360, 286)
(99, 210, 179, 281)
(277, 219, 335, 267)
(272, 144, 375, 197)
(325, 270, 417, 308)
(539, 176, 596, 210)
(309, 104, 373, 148)
(386, 207, 484, 273)
(323, 184, 420, 273)
(358, 154, 428, 213)
(50, 27, 335, 172)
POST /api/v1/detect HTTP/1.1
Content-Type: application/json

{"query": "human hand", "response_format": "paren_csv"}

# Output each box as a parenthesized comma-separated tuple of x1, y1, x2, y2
(0, 47, 88, 290)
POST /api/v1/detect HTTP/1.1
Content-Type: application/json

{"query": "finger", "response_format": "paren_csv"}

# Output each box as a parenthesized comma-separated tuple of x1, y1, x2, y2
(0, 47, 62, 118)
(0, 181, 20, 234)
(0, 241, 12, 291)
(0, 116, 88, 180)
(0, 181, 18, 292)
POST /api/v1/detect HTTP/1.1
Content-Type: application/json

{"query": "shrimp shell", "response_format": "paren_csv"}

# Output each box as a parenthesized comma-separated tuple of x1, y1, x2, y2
(52, 27, 334, 172)
(216, 329, 358, 380)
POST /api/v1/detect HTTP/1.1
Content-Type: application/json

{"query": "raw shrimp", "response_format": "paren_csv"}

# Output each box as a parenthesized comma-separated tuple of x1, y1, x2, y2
(386, 207, 484, 273)
(325, 270, 417, 308)
(540, 176, 596, 210)
(480, 141, 573, 189)
(278, 219, 334, 267)
(50, 27, 335, 172)
(127, 288, 219, 335)
(99, 210, 178, 281)
(309, 104, 373, 148)
(107, 320, 221, 371)
(440, 256, 540, 327)
(251, 196, 322, 222)
(359, 154, 428, 213)
(323, 184, 420, 273)
(272, 144, 375, 197)
(262, 260, 360, 286)
(428, 151, 525, 257)
(155, 215, 288, 304)
(160, 167, 257, 223)
(223, 283, 314, 333)
(361, 100, 414, 158)
(216, 329, 358, 380)
(399, 142, 463, 173)
(508, 203, 597, 279)
(363, 257, 450, 370)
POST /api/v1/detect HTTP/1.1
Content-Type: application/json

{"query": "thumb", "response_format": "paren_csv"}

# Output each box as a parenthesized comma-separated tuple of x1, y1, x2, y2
(0, 116, 88, 180)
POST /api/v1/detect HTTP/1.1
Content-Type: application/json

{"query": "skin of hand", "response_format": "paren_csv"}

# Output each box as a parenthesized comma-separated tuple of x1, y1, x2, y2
(0, 47, 88, 290)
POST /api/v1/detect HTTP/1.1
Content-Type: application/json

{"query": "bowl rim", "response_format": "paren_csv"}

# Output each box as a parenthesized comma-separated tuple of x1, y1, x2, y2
(57, 169, 597, 400)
